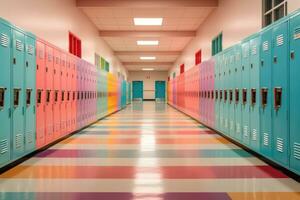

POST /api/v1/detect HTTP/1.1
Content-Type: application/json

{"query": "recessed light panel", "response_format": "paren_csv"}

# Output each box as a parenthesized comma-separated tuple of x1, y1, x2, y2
(142, 68, 154, 71)
(134, 18, 163, 26)
(137, 40, 159, 46)
(140, 56, 156, 60)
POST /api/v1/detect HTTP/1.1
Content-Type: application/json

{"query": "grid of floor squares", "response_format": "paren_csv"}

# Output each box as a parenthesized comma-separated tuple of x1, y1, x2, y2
(0, 102, 299, 200)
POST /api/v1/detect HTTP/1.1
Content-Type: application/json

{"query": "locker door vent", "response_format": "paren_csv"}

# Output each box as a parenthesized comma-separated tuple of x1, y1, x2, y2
(294, 142, 300, 160)
(263, 41, 269, 51)
(276, 138, 284, 152)
(16, 40, 23, 51)
(252, 45, 257, 55)
(236, 123, 241, 134)
(0, 33, 9, 47)
(252, 129, 257, 141)
(15, 134, 23, 149)
(0, 139, 8, 154)
(48, 53, 52, 62)
(26, 131, 33, 144)
(27, 45, 34, 55)
(243, 126, 248, 137)
(276, 34, 284, 46)
(294, 27, 300, 40)
(263, 133, 269, 146)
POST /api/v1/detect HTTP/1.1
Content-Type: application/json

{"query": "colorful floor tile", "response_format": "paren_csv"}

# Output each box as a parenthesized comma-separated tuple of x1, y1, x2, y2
(0, 102, 299, 200)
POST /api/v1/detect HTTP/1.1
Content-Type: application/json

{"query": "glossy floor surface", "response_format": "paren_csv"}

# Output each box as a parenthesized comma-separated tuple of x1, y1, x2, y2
(0, 102, 300, 200)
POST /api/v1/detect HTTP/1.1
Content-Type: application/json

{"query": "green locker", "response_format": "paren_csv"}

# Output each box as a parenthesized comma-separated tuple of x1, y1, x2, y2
(249, 34, 261, 152)
(219, 53, 224, 132)
(289, 11, 300, 175)
(228, 48, 235, 137)
(24, 34, 36, 153)
(0, 19, 12, 167)
(214, 55, 220, 131)
(234, 44, 242, 142)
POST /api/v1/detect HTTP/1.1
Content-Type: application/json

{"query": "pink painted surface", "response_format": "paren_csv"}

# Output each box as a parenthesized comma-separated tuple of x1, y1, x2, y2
(60, 53, 67, 136)
(53, 48, 61, 140)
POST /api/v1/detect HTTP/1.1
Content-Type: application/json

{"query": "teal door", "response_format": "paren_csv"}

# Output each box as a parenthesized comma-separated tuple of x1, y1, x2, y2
(132, 81, 143, 100)
(155, 81, 166, 100)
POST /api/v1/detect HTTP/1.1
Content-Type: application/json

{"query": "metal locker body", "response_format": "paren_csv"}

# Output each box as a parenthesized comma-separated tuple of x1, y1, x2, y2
(219, 53, 225, 133)
(260, 27, 273, 158)
(249, 34, 261, 151)
(214, 55, 220, 131)
(289, 12, 300, 174)
(97, 67, 101, 119)
(24, 34, 36, 153)
(76, 61, 81, 129)
(66, 57, 72, 133)
(12, 28, 26, 159)
(0, 19, 12, 167)
(272, 19, 289, 166)
(60, 53, 67, 135)
(45, 44, 54, 144)
(53, 48, 61, 139)
(241, 39, 251, 146)
(228, 48, 235, 137)
(73, 57, 77, 131)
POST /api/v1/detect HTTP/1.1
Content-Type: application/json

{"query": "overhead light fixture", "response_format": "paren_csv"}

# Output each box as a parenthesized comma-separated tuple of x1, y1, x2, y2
(137, 40, 159, 46)
(140, 56, 156, 60)
(142, 68, 154, 71)
(134, 18, 163, 26)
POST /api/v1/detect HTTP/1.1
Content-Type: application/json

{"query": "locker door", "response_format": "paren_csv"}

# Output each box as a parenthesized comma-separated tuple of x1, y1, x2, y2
(36, 40, 45, 148)
(289, 13, 300, 174)
(24, 35, 36, 153)
(53, 49, 61, 139)
(219, 55, 225, 133)
(66, 57, 72, 133)
(260, 28, 273, 158)
(229, 51, 235, 137)
(0, 21, 11, 166)
(60, 53, 67, 135)
(45, 45, 54, 144)
(241, 40, 250, 146)
(234, 45, 242, 142)
(12, 29, 25, 159)
(214, 56, 220, 131)
(272, 20, 289, 166)
(249, 35, 261, 152)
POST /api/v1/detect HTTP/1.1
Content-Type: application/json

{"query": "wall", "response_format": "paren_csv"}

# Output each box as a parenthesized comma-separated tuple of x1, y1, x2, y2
(170, 0, 300, 76)
(129, 71, 168, 100)
(0, 0, 128, 79)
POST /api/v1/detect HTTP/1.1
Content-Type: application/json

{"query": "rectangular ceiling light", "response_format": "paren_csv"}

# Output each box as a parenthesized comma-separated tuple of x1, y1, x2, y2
(134, 18, 163, 26)
(137, 40, 159, 46)
(140, 56, 156, 60)
(142, 68, 154, 71)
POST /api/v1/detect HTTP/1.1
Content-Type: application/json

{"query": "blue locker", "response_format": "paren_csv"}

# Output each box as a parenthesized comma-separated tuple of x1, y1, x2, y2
(24, 34, 36, 153)
(234, 44, 243, 142)
(272, 18, 289, 166)
(0, 19, 12, 167)
(289, 12, 300, 174)
(241, 39, 250, 147)
(260, 27, 273, 158)
(12, 28, 26, 159)
(249, 34, 261, 152)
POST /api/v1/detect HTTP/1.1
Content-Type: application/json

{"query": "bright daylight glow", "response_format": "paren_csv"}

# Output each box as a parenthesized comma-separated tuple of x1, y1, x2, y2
(142, 68, 154, 71)
(137, 40, 159, 46)
(134, 18, 163, 26)
(140, 56, 156, 60)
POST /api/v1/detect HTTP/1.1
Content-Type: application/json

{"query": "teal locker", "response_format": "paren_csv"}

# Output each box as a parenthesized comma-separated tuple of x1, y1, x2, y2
(24, 34, 36, 153)
(249, 34, 261, 152)
(260, 28, 273, 158)
(214, 55, 220, 131)
(132, 81, 143, 100)
(234, 44, 242, 142)
(241, 39, 250, 147)
(289, 12, 300, 174)
(12, 28, 26, 159)
(222, 53, 228, 135)
(155, 81, 166, 101)
(219, 54, 224, 132)
(228, 48, 235, 137)
(272, 19, 289, 166)
(0, 19, 12, 167)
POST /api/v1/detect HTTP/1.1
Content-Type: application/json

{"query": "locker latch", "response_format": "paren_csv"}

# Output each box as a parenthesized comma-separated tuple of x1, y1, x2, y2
(291, 51, 295, 60)
(229, 89, 233, 103)
(261, 60, 264, 67)
(220, 90, 223, 100)
(62, 91, 65, 102)
(261, 88, 268, 108)
(54, 90, 58, 102)
(26, 88, 32, 106)
(235, 88, 239, 104)
(242, 88, 247, 105)
(0, 87, 6, 108)
(274, 87, 282, 110)
(208, 91, 210, 99)
(273, 56, 278, 63)
(215, 90, 218, 100)
(251, 88, 256, 106)
(67, 91, 70, 101)
(46, 90, 51, 103)
(13, 88, 21, 107)
(211, 91, 214, 99)
(224, 90, 227, 102)
(37, 89, 42, 104)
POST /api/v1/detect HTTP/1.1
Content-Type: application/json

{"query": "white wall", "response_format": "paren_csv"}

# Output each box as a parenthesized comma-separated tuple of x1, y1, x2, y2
(170, 0, 300, 76)
(129, 71, 168, 99)
(0, 0, 128, 79)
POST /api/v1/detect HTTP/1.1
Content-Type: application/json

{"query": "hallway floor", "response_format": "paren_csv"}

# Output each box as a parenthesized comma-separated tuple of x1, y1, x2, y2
(0, 102, 300, 200)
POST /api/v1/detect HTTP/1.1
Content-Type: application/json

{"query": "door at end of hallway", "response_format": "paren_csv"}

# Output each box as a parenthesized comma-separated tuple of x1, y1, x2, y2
(132, 81, 143, 101)
(155, 80, 166, 102)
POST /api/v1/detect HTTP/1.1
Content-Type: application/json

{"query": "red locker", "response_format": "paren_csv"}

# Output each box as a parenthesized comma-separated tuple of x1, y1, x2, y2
(60, 52, 67, 136)
(53, 48, 61, 139)
(36, 39, 46, 148)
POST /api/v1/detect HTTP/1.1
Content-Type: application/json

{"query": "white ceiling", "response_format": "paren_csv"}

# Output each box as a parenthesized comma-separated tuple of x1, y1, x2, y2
(80, 6, 215, 71)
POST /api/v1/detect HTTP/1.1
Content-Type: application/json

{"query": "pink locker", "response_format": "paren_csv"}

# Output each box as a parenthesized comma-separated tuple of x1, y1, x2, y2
(66, 56, 72, 134)
(76, 60, 82, 129)
(204, 63, 208, 124)
(36, 40, 46, 148)
(45, 44, 54, 144)
(92, 65, 97, 121)
(71, 55, 77, 132)
(53, 48, 61, 139)
(60, 52, 67, 136)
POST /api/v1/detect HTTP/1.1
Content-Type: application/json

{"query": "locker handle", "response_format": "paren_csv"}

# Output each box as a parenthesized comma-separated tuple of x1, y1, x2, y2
(22, 107, 25, 115)
(273, 56, 278, 63)
(13, 58, 16, 65)
(261, 60, 264, 67)
(26, 61, 29, 67)
(0, 87, 6, 108)
(274, 87, 282, 110)
(291, 51, 295, 60)
(33, 106, 36, 114)
(8, 108, 11, 118)
(261, 88, 268, 108)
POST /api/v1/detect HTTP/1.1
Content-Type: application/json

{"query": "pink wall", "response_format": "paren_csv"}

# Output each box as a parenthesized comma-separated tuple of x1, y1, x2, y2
(0, 0, 128, 79)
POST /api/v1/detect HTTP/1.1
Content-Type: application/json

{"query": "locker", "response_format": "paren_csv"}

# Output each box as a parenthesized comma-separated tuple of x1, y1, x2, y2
(53, 48, 61, 139)
(66, 57, 72, 133)
(214, 55, 220, 131)
(241, 38, 251, 146)
(76, 60, 81, 129)
(272, 19, 289, 166)
(249, 34, 261, 151)
(289, 12, 300, 174)
(60, 52, 67, 135)
(45, 44, 54, 144)
(12, 28, 26, 159)
(219, 53, 225, 133)
(71, 55, 77, 132)
(24, 34, 36, 153)
(228, 48, 235, 137)
(260, 27, 273, 158)
(0, 19, 12, 167)
(36, 40, 46, 148)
